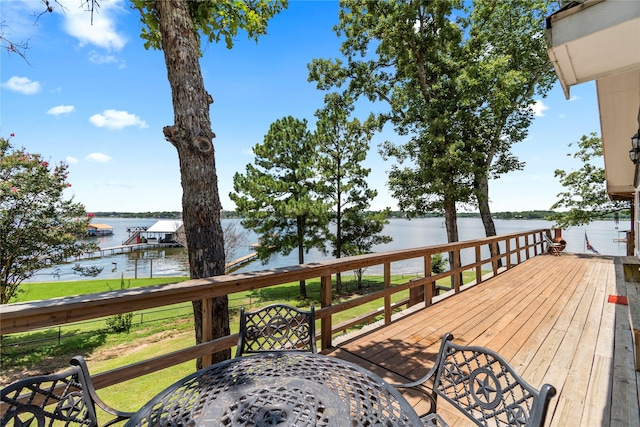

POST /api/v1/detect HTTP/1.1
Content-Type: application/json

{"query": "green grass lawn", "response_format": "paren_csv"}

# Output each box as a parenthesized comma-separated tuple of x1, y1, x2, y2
(14, 277, 191, 302)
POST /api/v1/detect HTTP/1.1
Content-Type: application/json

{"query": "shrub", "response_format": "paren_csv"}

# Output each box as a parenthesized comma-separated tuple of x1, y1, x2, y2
(431, 253, 448, 274)
(106, 275, 133, 333)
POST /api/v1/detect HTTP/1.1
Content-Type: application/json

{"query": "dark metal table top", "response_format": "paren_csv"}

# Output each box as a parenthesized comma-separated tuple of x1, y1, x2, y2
(124, 352, 422, 426)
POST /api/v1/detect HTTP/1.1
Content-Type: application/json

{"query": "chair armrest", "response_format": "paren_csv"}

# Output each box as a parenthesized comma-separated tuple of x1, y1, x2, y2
(389, 332, 454, 389)
(70, 356, 137, 425)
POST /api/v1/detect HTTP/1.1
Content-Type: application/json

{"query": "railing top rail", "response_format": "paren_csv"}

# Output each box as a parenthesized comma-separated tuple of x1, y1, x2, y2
(0, 229, 548, 335)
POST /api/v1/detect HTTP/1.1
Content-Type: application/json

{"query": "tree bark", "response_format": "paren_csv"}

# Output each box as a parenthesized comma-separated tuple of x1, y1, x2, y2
(296, 215, 307, 298)
(443, 194, 459, 244)
(443, 194, 461, 288)
(474, 173, 502, 267)
(155, 0, 230, 367)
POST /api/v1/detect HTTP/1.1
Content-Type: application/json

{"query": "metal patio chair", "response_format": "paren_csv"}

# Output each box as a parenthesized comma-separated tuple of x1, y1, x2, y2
(1, 356, 134, 427)
(392, 333, 556, 427)
(235, 303, 317, 357)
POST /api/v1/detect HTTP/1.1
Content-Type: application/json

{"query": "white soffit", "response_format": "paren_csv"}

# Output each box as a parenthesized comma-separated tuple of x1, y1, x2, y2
(598, 70, 640, 199)
(547, 0, 640, 99)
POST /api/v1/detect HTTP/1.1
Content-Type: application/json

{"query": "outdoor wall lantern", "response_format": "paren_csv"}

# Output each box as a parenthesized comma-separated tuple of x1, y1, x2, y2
(629, 129, 640, 164)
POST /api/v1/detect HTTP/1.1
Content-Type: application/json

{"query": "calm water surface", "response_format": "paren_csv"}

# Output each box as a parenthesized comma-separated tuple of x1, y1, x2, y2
(25, 216, 628, 282)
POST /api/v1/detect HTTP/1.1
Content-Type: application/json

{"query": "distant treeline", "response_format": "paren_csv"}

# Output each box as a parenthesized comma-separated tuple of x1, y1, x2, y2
(91, 212, 183, 219)
(91, 210, 630, 220)
(91, 211, 244, 219)
(91, 210, 630, 221)
(386, 210, 558, 219)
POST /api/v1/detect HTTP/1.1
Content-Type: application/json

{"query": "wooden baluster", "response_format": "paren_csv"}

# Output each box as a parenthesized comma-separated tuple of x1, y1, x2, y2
(384, 263, 391, 324)
(320, 274, 332, 351)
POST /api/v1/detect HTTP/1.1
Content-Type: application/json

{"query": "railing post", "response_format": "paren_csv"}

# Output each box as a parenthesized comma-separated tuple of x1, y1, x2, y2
(475, 245, 482, 285)
(320, 274, 333, 350)
(453, 251, 461, 293)
(516, 237, 522, 264)
(424, 255, 433, 307)
(384, 263, 391, 324)
(201, 298, 213, 367)
(524, 235, 530, 260)
(506, 239, 512, 269)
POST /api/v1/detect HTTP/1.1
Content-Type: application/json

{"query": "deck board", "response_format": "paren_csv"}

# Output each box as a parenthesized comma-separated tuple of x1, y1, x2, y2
(325, 254, 640, 427)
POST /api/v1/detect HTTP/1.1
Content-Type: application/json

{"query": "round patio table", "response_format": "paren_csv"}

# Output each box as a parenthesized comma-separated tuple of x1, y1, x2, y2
(124, 352, 422, 426)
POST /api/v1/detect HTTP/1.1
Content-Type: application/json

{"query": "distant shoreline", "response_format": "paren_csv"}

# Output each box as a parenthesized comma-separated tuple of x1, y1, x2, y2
(89, 210, 630, 221)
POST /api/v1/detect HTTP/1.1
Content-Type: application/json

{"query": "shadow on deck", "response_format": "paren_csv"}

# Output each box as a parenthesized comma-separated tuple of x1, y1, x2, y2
(325, 253, 640, 427)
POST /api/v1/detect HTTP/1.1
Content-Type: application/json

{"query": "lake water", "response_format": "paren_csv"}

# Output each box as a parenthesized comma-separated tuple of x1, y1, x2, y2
(25, 216, 629, 282)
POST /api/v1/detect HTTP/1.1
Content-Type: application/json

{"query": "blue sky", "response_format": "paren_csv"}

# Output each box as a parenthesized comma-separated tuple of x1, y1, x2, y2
(1, 0, 602, 214)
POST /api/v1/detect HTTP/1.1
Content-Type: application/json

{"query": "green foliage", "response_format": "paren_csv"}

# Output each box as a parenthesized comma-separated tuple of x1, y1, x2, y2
(314, 93, 392, 261)
(106, 275, 133, 333)
(310, 0, 473, 226)
(133, 0, 288, 51)
(0, 136, 98, 304)
(230, 116, 330, 296)
(309, 0, 557, 243)
(461, 0, 557, 231)
(431, 253, 447, 275)
(548, 132, 630, 228)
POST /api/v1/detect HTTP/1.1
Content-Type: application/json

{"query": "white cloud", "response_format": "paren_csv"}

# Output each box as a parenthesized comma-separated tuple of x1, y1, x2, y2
(241, 148, 255, 157)
(531, 100, 548, 117)
(86, 153, 112, 163)
(89, 109, 148, 130)
(56, 0, 128, 51)
(66, 156, 79, 164)
(47, 105, 75, 115)
(89, 52, 117, 64)
(2, 76, 41, 94)
(569, 95, 580, 102)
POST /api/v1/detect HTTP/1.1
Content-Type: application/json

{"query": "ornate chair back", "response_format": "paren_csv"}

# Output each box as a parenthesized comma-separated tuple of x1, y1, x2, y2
(1, 363, 99, 426)
(393, 333, 556, 427)
(1, 356, 133, 427)
(434, 334, 555, 427)
(235, 304, 317, 357)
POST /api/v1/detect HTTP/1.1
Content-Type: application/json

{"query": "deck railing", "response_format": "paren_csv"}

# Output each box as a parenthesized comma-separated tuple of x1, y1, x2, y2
(1, 228, 551, 391)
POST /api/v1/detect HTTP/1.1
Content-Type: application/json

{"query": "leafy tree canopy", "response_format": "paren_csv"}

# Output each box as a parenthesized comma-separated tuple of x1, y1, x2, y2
(132, 0, 287, 51)
(548, 132, 630, 228)
(0, 136, 97, 304)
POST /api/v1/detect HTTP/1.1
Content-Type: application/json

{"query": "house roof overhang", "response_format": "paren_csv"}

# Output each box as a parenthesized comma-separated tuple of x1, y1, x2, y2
(546, 0, 640, 99)
(546, 0, 640, 201)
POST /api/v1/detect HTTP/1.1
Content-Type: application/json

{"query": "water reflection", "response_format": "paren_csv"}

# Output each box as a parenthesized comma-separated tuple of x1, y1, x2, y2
(25, 217, 628, 282)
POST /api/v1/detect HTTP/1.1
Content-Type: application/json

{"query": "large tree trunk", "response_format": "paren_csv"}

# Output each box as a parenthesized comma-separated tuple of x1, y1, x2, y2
(335, 202, 342, 292)
(474, 173, 503, 268)
(155, 0, 229, 367)
(296, 215, 307, 298)
(443, 194, 459, 244)
(443, 194, 461, 289)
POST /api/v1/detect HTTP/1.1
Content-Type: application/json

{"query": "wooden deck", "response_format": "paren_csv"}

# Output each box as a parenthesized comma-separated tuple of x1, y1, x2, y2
(325, 253, 640, 427)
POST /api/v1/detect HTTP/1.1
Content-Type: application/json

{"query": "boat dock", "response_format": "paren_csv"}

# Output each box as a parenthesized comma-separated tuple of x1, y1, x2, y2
(225, 252, 258, 273)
